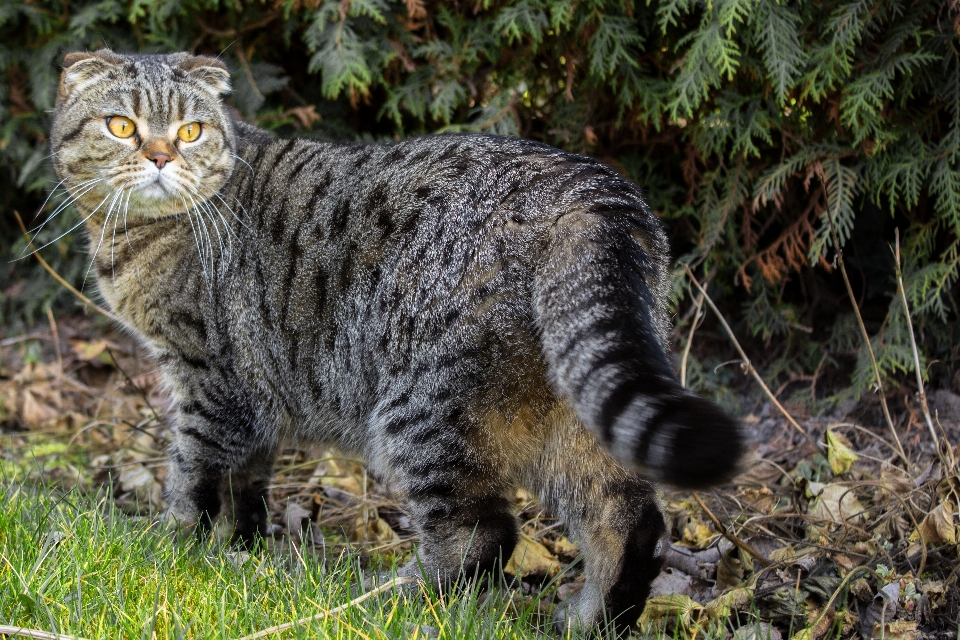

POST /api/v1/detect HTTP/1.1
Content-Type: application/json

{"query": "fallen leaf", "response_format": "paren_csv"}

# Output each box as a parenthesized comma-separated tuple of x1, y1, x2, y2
(547, 535, 579, 557)
(869, 621, 919, 640)
(682, 520, 718, 547)
(825, 429, 859, 475)
(734, 622, 782, 640)
(505, 533, 562, 578)
(649, 569, 697, 599)
(704, 586, 754, 619)
(639, 594, 703, 624)
(859, 583, 900, 639)
(911, 501, 956, 545)
(71, 340, 112, 364)
(351, 508, 399, 545)
(284, 501, 313, 539)
(20, 388, 59, 428)
(118, 464, 163, 508)
(806, 482, 865, 525)
(791, 607, 833, 640)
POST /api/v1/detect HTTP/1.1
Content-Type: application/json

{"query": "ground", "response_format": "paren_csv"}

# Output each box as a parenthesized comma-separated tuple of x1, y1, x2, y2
(1, 313, 958, 639)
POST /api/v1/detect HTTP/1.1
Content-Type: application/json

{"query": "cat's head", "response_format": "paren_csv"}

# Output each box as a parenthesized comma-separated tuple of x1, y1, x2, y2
(51, 49, 236, 222)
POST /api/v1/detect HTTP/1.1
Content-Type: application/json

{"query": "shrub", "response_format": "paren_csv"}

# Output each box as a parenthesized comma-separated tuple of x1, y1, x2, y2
(3, 0, 958, 402)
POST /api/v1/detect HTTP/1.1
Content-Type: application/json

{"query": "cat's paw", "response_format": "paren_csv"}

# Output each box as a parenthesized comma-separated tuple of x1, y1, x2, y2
(551, 583, 624, 637)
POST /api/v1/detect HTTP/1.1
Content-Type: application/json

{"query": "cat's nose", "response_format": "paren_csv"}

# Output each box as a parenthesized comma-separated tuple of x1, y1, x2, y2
(150, 152, 171, 169)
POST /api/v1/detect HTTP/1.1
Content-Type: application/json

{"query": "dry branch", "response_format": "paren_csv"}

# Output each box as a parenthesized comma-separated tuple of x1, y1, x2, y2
(824, 209, 907, 465)
(0, 626, 89, 640)
(235, 576, 418, 640)
(13, 211, 123, 324)
(682, 265, 810, 444)
(891, 230, 939, 448)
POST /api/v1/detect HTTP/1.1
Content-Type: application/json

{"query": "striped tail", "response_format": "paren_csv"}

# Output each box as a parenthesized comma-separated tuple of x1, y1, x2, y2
(534, 204, 743, 489)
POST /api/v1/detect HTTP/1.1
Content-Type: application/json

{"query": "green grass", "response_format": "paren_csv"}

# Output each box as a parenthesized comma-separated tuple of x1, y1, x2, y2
(0, 479, 566, 640)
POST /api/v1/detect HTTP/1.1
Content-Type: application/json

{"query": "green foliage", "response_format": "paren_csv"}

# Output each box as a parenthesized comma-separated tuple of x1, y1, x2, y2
(2, 0, 960, 399)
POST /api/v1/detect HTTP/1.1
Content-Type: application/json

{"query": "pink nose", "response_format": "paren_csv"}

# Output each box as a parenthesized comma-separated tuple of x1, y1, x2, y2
(151, 153, 171, 169)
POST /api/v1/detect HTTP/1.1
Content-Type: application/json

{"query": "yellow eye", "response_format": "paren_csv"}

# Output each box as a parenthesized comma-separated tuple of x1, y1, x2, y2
(106, 116, 136, 139)
(178, 122, 202, 143)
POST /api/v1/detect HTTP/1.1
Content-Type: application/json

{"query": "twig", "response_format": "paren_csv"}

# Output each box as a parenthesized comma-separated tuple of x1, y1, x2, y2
(234, 43, 264, 103)
(799, 566, 877, 638)
(0, 626, 89, 640)
(680, 290, 705, 388)
(0, 332, 46, 347)
(105, 345, 162, 427)
(824, 208, 907, 464)
(13, 211, 123, 324)
(692, 493, 771, 568)
(45, 306, 63, 379)
(891, 229, 939, 448)
(235, 576, 418, 640)
(683, 265, 810, 443)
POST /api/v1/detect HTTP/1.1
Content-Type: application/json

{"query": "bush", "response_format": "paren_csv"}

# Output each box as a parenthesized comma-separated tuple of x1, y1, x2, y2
(3, 0, 959, 403)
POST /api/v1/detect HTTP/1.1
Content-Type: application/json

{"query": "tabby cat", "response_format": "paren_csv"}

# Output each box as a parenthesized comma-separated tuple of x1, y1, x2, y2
(50, 49, 743, 632)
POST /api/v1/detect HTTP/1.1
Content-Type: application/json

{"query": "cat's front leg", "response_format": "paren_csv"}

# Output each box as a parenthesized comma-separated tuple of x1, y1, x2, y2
(164, 407, 263, 542)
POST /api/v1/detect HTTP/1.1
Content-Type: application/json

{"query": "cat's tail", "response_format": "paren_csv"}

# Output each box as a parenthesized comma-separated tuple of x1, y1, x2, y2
(533, 203, 744, 489)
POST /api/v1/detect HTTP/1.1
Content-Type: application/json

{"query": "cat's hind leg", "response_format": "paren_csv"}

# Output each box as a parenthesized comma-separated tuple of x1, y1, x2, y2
(519, 403, 667, 635)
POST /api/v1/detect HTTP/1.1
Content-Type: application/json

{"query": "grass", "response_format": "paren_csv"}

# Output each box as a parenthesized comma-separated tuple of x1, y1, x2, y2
(0, 476, 566, 640)
(2, 318, 957, 639)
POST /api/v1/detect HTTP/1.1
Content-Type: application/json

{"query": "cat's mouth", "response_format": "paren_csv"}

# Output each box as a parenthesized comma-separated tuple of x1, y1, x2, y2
(140, 178, 173, 199)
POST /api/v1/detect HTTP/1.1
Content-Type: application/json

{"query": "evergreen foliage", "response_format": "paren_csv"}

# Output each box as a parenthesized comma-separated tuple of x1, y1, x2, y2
(2, 0, 959, 404)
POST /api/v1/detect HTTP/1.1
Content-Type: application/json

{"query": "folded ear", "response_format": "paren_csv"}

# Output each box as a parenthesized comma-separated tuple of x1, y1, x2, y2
(60, 49, 125, 100)
(179, 55, 231, 96)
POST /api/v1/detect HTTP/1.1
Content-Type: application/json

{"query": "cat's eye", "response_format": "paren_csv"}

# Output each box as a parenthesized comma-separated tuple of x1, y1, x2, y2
(178, 122, 202, 143)
(106, 116, 136, 139)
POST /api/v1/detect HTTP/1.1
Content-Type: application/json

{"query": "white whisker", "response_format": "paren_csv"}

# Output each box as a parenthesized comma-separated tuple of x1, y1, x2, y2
(230, 153, 255, 177)
(110, 187, 127, 280)
(22, 179, 105, 255)
(178, 192, 209, 280)
(14, 189, 114, 261)
(210, 190, 252, 232)
(186, 191, 221, 271)
(83, 188, 125, 289)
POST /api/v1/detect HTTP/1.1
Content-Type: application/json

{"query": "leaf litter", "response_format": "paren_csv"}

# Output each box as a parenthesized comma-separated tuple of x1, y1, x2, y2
(1, 315, 958, 639)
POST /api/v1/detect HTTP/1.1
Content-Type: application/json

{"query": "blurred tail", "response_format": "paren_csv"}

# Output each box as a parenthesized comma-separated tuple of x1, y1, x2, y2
(534, 201, 743, 489)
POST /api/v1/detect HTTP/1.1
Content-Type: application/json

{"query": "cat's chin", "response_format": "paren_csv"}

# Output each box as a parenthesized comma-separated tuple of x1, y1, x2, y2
(138, 181, 175, 200)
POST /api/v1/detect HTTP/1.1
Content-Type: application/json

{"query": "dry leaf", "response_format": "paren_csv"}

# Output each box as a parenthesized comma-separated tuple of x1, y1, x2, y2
(547, 535, 579, 557)
(639, 594, 703, 623)
(284, 501, 313, 539)
(734, 622, 782, 640)
(806, 482, 865, 524)
(791, 607, 834, 640)
(860, 583, 900, 638)
(742, 486, 778, 514)
(911, 501, 956, 545)
(649, 569, 697, 599)
(118, 464, 163, 508)
(869, 621, 919, 640)
(351, 507, 399, 545)
(71, 340, 111, 363)
(21, 388, 60, 428)
(682, 520, 718, 547)
(505, 533, 562, 578)
(825, 429, 859, 475)
(705, 586, 754, 619)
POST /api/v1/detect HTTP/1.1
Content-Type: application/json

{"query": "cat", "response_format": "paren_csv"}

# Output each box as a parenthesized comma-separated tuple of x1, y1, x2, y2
(49, 49, 743, 633)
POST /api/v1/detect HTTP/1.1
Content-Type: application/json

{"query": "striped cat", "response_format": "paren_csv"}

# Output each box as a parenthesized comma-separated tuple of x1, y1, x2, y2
(50, 49, 743, 632)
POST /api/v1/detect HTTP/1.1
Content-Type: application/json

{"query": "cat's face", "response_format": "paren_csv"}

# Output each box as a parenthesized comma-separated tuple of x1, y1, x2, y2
(51, 49, 235, 223)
